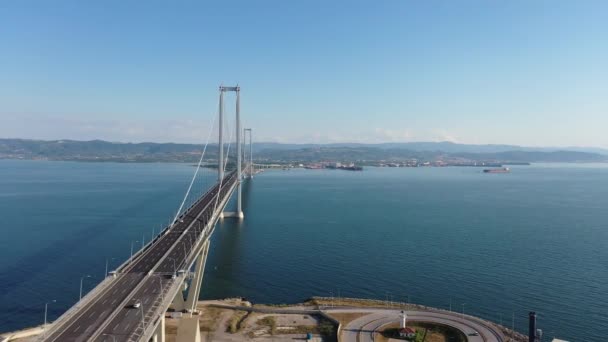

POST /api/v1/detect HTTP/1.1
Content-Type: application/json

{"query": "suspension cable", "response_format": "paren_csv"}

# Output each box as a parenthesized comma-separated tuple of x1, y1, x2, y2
(212, 98, 235, 214)
(170, 107, 218, 227)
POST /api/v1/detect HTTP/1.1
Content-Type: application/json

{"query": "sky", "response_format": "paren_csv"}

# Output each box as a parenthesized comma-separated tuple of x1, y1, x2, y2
(0, 1, 607, 147)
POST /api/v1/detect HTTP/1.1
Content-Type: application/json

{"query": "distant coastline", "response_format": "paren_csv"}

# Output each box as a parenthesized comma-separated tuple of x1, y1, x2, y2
(1, 138, 607, 165)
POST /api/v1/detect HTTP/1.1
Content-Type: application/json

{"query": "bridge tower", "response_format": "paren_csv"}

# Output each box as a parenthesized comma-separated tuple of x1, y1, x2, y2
(218, 88, 224, 182)
(219, 85, 243, 218)
(244, 128, 253, 178)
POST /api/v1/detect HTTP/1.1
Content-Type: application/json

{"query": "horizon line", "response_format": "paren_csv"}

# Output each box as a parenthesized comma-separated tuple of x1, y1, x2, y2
(1, 137, 607, 151)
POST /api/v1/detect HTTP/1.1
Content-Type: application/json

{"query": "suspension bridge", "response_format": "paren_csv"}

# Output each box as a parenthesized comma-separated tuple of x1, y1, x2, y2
(40, 86, 255, 342)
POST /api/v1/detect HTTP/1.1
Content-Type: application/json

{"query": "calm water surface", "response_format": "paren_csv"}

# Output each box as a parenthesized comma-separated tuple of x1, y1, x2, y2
(0, 160, 607, 341)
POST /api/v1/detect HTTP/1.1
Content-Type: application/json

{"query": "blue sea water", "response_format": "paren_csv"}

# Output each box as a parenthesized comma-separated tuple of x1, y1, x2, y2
(0, 160, 607, 341)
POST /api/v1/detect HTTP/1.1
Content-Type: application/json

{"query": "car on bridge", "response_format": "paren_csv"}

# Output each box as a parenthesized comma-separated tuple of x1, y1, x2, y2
(129, 300, 141, 309)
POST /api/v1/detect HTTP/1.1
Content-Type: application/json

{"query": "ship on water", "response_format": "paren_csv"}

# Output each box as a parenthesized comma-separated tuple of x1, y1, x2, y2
(483, 167, 510, 173)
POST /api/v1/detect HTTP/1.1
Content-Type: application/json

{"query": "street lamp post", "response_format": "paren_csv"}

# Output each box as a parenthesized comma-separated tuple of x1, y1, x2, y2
(80, 275, 93, 301)
(105, 257, 115, 277)
(138, 301, 146, 331)
(157, 276, 164, 301)
(131, 240, 139, 261)
(169, 257, 177, 277)
(44, 299, 56, 326)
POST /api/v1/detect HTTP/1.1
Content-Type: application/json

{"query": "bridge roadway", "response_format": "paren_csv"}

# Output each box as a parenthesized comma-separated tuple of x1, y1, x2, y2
(44, 171, 238, 342)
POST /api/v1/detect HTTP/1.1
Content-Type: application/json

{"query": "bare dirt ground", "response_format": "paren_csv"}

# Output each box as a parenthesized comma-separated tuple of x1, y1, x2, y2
(162, 299, 331, 342)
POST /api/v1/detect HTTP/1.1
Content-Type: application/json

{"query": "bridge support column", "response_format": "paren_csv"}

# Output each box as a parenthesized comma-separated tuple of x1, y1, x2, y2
(153, 315, 165, 342)
(176, 317, 201, 342)
(249, 128, 253, 178)
(235, 87, 244, 218)
(244, 128, 253, 179)
(185, 240, 210, 313)
(221, 85, 244, 219)
(218, 87, 224, 182)
(170, 285, 186, 312)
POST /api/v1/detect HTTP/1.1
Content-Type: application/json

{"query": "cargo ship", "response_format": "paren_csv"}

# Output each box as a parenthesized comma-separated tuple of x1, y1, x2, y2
(483, 167, 510, 173)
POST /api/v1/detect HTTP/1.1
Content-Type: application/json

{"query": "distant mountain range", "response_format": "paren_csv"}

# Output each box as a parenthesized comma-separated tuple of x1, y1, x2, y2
(0, 138, 606, 163)
(253, 141, 608, 155)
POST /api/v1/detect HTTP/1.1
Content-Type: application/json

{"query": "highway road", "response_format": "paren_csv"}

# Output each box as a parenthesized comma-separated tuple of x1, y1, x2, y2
(334, 308, 504, 342)
(43, 172, 238, 342)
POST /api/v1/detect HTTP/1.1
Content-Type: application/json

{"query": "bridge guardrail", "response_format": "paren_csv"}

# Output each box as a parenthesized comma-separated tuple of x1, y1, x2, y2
(37, 275, 117, 341)
(112, 175, 221, 275)
(41, 171, 239, 342)
(136, 177, 238, 342)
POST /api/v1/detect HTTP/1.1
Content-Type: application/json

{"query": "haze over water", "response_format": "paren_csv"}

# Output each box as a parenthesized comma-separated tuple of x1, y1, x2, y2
(0, 160, 606, 341)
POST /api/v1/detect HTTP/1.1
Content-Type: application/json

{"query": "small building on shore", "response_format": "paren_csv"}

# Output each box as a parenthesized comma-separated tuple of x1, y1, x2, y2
(398, 327, 416, 338)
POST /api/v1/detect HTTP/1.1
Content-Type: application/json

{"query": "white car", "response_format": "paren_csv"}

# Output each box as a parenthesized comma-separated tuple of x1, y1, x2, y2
(131, 302, 141, 309)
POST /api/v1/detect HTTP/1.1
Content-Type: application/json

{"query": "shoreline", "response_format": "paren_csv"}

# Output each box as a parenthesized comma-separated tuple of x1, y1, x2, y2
(1, 297, 528, 342)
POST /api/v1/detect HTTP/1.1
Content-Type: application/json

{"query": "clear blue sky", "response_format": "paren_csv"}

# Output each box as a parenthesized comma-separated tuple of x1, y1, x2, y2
(1, 1, 607, 146)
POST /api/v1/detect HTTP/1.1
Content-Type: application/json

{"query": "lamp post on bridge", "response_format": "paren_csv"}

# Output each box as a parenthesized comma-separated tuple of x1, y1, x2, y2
(80, 275, 93, 301)
(182, 242, 188, 260)
(130, 240, 139, 262)
(44, 299, 56, 327)
(132, 298, 146, 332)
(157, 276, 165, 301)
(105, 257, 115, 277)
(169, 257, 177, 278)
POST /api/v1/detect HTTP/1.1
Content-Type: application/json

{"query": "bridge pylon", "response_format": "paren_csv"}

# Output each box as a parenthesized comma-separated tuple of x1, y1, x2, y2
(244, 128, 253, 178)
(220, 85, 244, 219)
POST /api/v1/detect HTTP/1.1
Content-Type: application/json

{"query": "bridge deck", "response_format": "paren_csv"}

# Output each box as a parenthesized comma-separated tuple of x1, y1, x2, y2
(43, 172, 238, 342)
